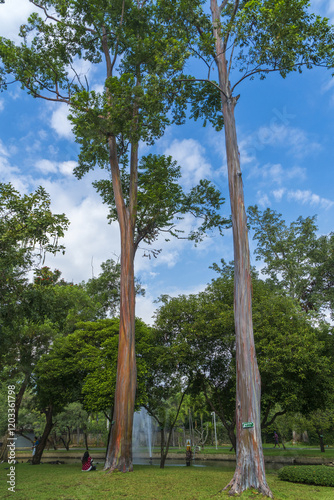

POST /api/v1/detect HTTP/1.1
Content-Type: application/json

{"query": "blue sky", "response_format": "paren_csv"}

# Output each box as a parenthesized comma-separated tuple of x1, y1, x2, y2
(0, 0, 333, 324)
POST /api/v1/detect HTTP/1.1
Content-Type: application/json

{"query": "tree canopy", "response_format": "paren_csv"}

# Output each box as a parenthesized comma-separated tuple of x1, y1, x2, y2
(248, 205, 334, 317)
(153, 264, 333, 449)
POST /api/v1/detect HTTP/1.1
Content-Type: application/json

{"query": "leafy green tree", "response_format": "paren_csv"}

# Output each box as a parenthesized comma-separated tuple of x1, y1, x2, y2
(0, 183, 69, 326)
(32, 317, 152, 464)
(154, 274, 236, 448)
(154, 265, 332, 452)
(248, 206, 334, 317)
(0, 268, 99, 462)
(0, 183, 69, 461)
(0, 1, 227, 472)
(170, 1, 334, 494)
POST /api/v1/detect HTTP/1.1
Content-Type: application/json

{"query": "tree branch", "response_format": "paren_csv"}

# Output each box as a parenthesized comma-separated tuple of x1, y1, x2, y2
(262, 409, 287, 429)
(110, 0, 125, 72)
(231, 61, 329, 93)
(30, 1, 97, 34)
(174, 78, 228, 100)
(219, 0, 229, 15)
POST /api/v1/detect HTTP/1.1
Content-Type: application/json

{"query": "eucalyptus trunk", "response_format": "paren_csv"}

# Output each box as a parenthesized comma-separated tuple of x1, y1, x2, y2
(104, 135, 137, 472)
(104, 221, 137, 471)
(210, 1, 272, 496)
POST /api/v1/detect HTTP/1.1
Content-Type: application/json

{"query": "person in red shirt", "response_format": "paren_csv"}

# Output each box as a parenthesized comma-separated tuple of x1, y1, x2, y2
(81, 451, 96, 471)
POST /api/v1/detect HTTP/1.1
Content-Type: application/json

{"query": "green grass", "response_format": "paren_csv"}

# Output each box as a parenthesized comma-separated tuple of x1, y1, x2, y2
(1, 463, 334, 500)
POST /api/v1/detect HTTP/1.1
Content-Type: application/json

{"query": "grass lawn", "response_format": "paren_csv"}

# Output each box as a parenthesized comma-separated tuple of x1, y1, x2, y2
(1, 463, 334, 500)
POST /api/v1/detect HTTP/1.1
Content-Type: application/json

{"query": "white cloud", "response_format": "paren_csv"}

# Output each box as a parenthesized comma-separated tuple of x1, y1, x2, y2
(254, 123, 321, 158)
(249, 162, 306, 186)
(272, 188, 286, 202)
(0, 0, 37, 42)
(59, 161, 77, 176)
(0, 100, 4, 112)
(34, 159, 77, 177)
(0, 140, 28, 190)
(255, 187, 333, 210)
(37, 179, 120, 284)
(35, 159, 58, 174)
(135, 294, 157, 325)
(50, 103, 74, 139)
(0, 154, 30, 192)
(238, 137, 257, 166)
(287, 189, 334, 210)
(256, 191, 271, 208)
(92, 84, 105, 94)
(164, 138, 213, 189)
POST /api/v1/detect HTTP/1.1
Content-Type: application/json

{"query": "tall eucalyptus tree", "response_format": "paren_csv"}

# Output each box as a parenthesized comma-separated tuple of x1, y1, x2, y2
(169, 0, 334, 495)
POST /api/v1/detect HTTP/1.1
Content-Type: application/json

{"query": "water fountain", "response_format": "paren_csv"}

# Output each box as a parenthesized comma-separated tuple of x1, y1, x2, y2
(132, 407, 156, 464)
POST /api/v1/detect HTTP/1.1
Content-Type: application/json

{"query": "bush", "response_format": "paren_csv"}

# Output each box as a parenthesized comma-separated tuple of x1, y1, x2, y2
(278, 465, 334, 487)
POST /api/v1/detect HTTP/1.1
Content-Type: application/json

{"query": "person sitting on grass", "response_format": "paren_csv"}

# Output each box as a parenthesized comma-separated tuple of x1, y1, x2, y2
(81, 451, 96, 471)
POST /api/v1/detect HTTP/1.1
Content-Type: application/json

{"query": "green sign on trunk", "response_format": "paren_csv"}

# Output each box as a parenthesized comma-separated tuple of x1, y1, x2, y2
(242, 422, 254, 429)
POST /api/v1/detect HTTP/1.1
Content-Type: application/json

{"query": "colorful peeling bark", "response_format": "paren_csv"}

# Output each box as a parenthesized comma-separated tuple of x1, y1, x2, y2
(103, 130, 138, 472)
(210, 0, 272, 496)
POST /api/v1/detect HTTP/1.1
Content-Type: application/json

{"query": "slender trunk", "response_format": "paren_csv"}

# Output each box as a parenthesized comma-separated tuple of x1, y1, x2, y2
(317, 430, 325, 453)
(104, 224, 136, 472)
(15, 373, 30, 426)
(84, 432, 89, 451)
(222, 96, 269, 495)
(160, 427, 166, 468)
(32, 406, 53, 465)
(158, 390, 187, 468)
(210, 1, 272, 496)
(160, 425, 175, 469)
(228, 426, 237, 453)
(203, 386, 236, 452)
(104, 138, 137, 471)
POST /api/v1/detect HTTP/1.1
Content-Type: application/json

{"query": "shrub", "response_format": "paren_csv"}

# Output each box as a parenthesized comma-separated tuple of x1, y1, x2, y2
(278, 465, 334, 487)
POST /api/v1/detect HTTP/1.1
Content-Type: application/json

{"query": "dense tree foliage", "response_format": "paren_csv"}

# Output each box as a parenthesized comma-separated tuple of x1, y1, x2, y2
(0, 183, 69, 326)
(0, 183, 69, 461)
(154, 264, 333, 451)
(31, 318, 153, 463)
(248, 205, 334, 317)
